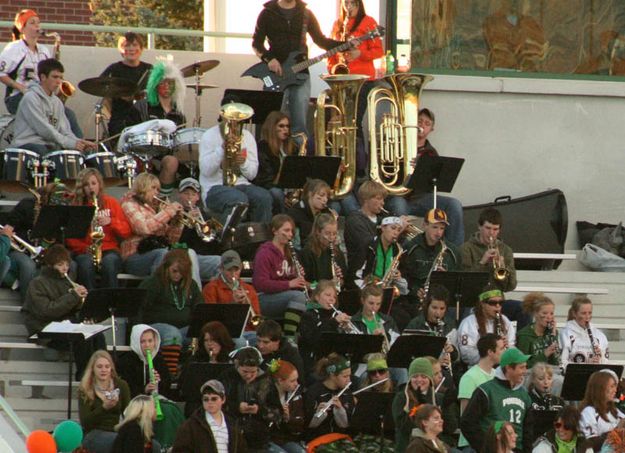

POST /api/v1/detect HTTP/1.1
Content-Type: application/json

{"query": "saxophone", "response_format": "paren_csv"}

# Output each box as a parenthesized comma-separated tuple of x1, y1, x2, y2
(379, 242, 404, 297)
(88, 194, 105, 270)
(220, 102, 254, 186)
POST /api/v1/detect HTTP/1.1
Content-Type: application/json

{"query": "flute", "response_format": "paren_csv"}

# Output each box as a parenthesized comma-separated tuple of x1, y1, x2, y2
(285, 384, 300, 405)
(353, 377, 389, 395)
(64, 273, 85, 305)
(314, 382, 352, 418)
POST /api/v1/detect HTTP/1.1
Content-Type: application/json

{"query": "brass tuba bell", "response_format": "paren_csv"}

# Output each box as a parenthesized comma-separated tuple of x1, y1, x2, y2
(367, 74, 433, 196)
(220, 102, 254, 187)
(314, 74, 368, 199)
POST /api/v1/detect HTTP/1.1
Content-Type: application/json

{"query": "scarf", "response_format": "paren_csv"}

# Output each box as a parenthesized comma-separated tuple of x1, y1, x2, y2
(374, 242, 393, 279)
(554, 435, 577, 453)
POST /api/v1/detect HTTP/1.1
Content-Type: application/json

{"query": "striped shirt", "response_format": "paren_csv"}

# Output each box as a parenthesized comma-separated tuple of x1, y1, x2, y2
(206, 411, 229, 453)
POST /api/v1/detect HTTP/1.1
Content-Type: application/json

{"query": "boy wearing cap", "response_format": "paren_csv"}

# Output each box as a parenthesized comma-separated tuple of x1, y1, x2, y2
(173, 378, 246, 452)
(460, 347, 534, 452)
(399, 208, 460, 307)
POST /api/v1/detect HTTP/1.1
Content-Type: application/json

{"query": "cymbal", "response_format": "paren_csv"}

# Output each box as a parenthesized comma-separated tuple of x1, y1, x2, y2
(78, 76, 137, 98)
(185, 84, 218, 90)
(181, 60, 220, 78)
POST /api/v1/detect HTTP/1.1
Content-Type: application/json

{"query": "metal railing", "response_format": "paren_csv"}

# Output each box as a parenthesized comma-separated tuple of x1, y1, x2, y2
(0, 21, 252, 50)
(0, 394, 29, 438)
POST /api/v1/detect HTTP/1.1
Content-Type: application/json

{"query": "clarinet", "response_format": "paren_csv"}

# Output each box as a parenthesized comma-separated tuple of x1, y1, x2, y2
(435, 317, 453, 377)
(587, 323, 600, 360)
(329, 240, 341, 292)
(288, 240, 311, 301)
(545, 321, 562, 368)
(494, 312, 503, 337)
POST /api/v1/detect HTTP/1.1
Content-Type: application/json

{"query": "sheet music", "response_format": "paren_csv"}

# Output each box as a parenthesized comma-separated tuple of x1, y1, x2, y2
(31, 320, 110, 340)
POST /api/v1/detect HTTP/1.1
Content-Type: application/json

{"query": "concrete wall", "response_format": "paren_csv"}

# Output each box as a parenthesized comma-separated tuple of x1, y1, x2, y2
(1, 45, 624, 250)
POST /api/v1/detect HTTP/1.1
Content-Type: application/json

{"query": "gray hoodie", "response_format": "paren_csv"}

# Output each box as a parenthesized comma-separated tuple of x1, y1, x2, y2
(129, 323, 162, 363)
(11, 80, 78, 150)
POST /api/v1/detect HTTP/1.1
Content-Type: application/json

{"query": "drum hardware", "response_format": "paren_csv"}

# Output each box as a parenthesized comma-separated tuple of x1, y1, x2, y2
(43, 150, 85, 182)
(172, 127, 206, 177)
(124, 130, 172, 157)
(0, 115, 15, 150)
(1, 148, 42, 187)
(114, 155, 138, 189)
(27, 157, 54, 188)
(181, 59, 220, 127)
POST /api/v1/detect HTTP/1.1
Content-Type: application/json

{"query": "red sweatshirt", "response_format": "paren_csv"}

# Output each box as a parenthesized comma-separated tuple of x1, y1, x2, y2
(66, 194, 132, 255)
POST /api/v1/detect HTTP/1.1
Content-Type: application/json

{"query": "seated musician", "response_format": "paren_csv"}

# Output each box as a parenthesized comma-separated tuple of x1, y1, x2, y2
(256, 319, 305, 380)
(285, 178, 334, 249)
(461, 207, 530, 329)
(173, 177, 221, 282)
(360, 215, 408, 294)
(199, 96, 273, 224)
(120, 172, 182, 276)
(252, 111, 296, 214)
(304, 352, 355, 441)
(100, 32, 152, 137)
(22, 244, 104, 379)
(252, 214, 308, 339)
(300, 212, 347, 288)
(516, 292, 561, 369)
(457, 287, 516, 366)
(385, 108, 464, 246)
(559, 296, 608, 367)
(359, 353, 394, 393)
(398, 208, 460, 328)
(138, 249, 204, 377)
(528, 362, 564, 411)
(344, 180, 388, 288)
(116, 324, 172, 399)
(202, 249, 261, 346)
(10, 58, 95, 155)
(351, 284, 399, 348)
(298, 280, 350, 380)
(66, 168, 131, 290)
(124, 60, 185, 197)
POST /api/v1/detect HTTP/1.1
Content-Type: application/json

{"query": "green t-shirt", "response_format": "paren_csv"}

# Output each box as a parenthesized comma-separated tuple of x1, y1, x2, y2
(458, 364, 495, 447)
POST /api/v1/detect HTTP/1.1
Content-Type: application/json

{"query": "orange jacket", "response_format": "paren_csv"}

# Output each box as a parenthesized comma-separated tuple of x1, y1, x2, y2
(327, 15, 384, 80)
(202, 276, 261, 331)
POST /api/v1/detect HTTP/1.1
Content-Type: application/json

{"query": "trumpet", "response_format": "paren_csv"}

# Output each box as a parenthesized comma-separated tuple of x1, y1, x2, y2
(488, 236, 509, 281)
(154, 196, 222, 242)
(230, 275, 262, 327)
(64, 273, 85, 306)
(330, 304, 362, 335)
(314, 382, 352, 418)
(0, 224, 43, 260)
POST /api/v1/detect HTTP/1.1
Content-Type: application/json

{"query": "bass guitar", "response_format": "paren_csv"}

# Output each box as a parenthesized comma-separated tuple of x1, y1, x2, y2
(242, 26, 385, 92)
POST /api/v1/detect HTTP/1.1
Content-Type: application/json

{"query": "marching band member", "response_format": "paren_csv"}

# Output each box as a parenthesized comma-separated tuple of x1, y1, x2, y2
(299, 212, 347, 288)
(457, 288, 516, 366)
(351, 284, 399, 350)
(256, 320, 305, 381)
(252, 214, 308, 339)
(252, 111, 296, 214)
(305, 353, 355, 441)
(138, 249, 204, 376)
(579, 370, 624, 441)
(516, 292, 561, 369)
(100, 32, 152, 137)
(120, 172, 182, 276)
(125, 60, 185, 197)
(202, 250, 261, 347)
(199, 95, 272, 224)
(359, 353, 394, 393)
(10, 58, 95, 155)
(286, 178, 334, 249)
(66, 168, 132, 290)
(0, 9, 82, 136)
(527, 363, 564, 411)
(559, 296, 609, 367)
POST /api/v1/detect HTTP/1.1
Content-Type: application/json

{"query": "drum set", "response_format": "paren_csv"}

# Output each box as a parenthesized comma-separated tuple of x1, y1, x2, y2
(0, 59, 220, 190)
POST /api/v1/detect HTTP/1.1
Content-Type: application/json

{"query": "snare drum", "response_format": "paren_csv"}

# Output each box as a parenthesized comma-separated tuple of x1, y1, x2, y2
(44, 150, 85, 181)
(0, 148, 39, 184)
(172, 127, 206, 163)
(0, 115, 15, 150)
(84, 151, 120, 180)
(125, 130, 172, 157)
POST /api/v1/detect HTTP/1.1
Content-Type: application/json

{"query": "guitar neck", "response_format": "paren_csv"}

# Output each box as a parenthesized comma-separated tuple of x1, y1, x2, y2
(291, 37, 366, 73)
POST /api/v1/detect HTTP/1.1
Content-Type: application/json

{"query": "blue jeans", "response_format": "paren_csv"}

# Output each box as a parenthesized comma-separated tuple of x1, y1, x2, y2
(385, 192, 465, 246)
(259, 290, 307, 319)
(205, 184, 273, 223)
(151, 323, 190, 348)
(192, 251, 220, 282)
(74, 250, 122, 290)
(82, 429, 117, 453)
(123, 248, 169, 276)
(281, 75, 311, 138)
(268, 442, 306, 453)
(8, 250, 38, 302)
(269, 187, 286, 214)
(6, 92, 83, 138)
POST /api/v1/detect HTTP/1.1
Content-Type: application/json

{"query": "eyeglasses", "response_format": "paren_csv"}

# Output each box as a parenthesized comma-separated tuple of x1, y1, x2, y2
(203, 396, 221, 403)
(368, 369, 388, 376)
(485, 300, 503, 306)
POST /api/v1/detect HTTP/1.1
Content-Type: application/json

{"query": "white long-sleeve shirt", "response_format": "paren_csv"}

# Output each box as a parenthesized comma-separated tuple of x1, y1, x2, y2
(579, 405, 624, 438)
(559, 319, 609, 368)
(457, 313, 516, 366)
(198, 125, 259, 202)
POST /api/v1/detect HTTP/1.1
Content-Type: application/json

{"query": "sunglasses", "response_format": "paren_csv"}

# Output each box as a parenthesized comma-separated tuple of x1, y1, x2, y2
(202, 396, 221, 403)
(553, 422, 573, 430)
(368, 369, 388, 376)
(485, 300, 503, 306)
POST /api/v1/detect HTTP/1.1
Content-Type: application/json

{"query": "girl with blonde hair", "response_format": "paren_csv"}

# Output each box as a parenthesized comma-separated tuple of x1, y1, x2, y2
(112, 394, 159, 452)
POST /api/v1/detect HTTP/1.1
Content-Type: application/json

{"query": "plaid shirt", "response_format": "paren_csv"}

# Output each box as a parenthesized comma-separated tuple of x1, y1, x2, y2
(119, 192, 183, 259)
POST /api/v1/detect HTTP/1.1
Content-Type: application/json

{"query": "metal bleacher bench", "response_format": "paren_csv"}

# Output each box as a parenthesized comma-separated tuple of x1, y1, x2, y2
(0, 342, 131, 352)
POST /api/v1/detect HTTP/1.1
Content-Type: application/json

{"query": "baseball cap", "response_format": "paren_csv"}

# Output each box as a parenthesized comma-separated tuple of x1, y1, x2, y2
(178, 177, 201, 193)
(499, 347, 531, 368)
(221, 250, 242, 270)
(381, 216, 402, 227)
(200, 379, 225, 397)
(425, 208, 449, 225)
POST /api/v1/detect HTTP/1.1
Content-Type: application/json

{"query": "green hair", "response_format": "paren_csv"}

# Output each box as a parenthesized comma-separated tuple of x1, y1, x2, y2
(146, 62, 167, 107)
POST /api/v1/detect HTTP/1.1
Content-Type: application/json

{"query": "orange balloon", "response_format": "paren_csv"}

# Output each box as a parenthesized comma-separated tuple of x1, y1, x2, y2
(26, 430, 57, 453)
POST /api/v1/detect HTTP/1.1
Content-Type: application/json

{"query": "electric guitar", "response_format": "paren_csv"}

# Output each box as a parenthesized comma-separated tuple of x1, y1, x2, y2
(242, 26, 385, 92)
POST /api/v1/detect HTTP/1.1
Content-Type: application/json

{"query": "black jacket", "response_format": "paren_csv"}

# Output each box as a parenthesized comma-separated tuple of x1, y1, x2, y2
(286, 200, 331, 247)
(344, 210, 379, 286)
(7, 197, 36, 239)
(252, 0, 341, 68)
(172, 408, 246, 453)
(115, 350, 173, 400)
(252, 140, 281, 189)
(260, 337, 305, 381)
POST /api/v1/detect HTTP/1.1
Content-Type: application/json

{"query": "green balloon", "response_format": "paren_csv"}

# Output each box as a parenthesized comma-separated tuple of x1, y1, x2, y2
(53, 420, 83, 453)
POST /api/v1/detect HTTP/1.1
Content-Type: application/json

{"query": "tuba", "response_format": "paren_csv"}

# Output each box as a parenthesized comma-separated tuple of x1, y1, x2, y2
(367, 74, 433, 196)
(220, 102, 254, 187)
(314, 74, 368, 199)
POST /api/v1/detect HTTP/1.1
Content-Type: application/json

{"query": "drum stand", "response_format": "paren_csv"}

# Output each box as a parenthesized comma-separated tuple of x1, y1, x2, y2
(189, 68, 203, 127)
(94, 99, 109, 151)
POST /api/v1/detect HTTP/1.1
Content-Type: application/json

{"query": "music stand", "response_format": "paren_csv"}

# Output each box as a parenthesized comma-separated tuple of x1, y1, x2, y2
(275, 156, 342, 189)
(386, 334, 446, 368)
(317, 333, 383, 363)
(223, 89, 284, 126)
(561, 364, 624, 401)
(80, 288, 147, 360)
(406, 156, 465, 208)
(35, 321, 110, 418)
(220, 202, 248, 243)
(31, 205, 94, 243)
(430, 271, 489, 322)
(338, 288, 361, 316)
(188, 304, 250, 340)
(351, 391, 394, 439)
